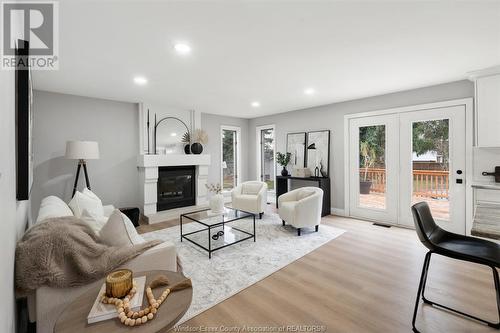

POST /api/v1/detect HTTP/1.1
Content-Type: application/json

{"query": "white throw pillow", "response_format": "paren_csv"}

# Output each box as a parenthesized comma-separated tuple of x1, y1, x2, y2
(242, 183, 263, 195)
(68, 190, 104, 218)
(82, 188, 102, 203)
(36, 196, 74, 223)
(297, 189, 315, 201)
(99, 209, 145, 246)
(81, 209, 108, 234)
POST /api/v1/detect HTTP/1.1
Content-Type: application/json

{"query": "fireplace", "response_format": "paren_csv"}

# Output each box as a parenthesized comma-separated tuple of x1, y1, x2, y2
(157, 166, 196, 211)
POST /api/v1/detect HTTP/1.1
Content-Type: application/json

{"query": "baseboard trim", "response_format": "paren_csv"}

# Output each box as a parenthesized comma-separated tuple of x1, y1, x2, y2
(330, 208, 345, 216)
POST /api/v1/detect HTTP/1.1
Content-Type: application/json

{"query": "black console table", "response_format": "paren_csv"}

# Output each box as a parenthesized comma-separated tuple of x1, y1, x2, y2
(276, 176, 331, 217)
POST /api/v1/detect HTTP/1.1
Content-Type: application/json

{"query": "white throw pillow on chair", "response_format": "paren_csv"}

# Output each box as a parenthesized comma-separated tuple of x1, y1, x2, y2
(68, 189, 104, 218)
(99, 209, 145, 246)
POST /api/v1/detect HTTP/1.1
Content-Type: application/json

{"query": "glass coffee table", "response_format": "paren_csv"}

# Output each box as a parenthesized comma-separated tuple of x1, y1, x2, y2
(180, 207, 256, 258)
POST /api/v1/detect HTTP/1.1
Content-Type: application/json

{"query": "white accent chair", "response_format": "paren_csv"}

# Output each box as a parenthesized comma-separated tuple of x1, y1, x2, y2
(278, 187, 324, 236)
(231, 181, 268, 218)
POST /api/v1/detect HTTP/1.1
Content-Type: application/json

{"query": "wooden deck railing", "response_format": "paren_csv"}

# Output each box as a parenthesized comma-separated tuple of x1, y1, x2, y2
(359, 168, 449, 199)
(360, 168, 386, 193)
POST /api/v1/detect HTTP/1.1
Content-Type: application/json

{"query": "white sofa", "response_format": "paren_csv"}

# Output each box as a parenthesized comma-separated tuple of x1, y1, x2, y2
(231, 181, 268, 218)
(278, 187, 324, 236)
(29, 195, 177, 333)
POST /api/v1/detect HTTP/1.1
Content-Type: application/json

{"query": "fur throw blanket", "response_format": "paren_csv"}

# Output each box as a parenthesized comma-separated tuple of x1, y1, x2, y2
(15, 217, 161, 293)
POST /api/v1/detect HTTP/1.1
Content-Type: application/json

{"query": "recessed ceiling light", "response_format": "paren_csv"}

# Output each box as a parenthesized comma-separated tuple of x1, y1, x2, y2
(251, 101, 260, 108)
(304, 88, 316, 95)
(133, 76, 147, 85)
(174, 43, 191, 55)
(171, 133, 177, 137)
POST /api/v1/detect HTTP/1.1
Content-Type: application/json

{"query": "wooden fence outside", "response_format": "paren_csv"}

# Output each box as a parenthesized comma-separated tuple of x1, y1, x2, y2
(359, 168, 449, 199)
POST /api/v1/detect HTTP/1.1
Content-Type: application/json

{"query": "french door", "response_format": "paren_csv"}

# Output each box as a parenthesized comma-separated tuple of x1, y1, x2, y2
(348, 105, 467, 233)
(349, 115, 399, 223)
(398, 107, 466, 233)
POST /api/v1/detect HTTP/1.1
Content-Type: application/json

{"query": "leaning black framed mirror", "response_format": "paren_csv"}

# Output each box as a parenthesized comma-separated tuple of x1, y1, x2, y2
(154, 117, 190, 154)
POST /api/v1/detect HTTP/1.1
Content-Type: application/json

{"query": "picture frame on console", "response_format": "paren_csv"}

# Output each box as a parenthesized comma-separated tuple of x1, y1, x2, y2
(286, 132, 306, 168)
(306, 130, 330, 177)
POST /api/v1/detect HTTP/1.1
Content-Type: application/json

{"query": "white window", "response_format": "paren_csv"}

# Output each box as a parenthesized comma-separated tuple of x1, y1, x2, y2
(256, 125, 276, 192)
(221, 126, 241, 192)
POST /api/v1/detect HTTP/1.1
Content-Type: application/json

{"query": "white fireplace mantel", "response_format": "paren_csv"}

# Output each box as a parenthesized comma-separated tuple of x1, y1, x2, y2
(138, 154, 211, 168)
(137, 154, 211, 221)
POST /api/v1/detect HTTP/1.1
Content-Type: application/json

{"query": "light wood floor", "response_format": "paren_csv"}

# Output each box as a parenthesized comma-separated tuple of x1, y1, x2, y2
(138, 213, 498, 332)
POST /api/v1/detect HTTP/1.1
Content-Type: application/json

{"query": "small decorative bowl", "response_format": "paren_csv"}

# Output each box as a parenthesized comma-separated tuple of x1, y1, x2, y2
(106, 269, 133, 298)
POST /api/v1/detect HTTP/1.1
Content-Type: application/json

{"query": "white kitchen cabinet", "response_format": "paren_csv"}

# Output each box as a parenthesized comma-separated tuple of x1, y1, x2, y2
(474, 73, 500, 147)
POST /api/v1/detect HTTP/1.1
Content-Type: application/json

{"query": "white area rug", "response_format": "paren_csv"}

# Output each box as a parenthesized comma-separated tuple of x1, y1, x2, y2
(141, 211, 345, 324)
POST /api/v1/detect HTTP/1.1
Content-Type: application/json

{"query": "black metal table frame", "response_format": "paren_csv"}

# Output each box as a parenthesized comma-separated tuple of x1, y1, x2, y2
(180, 208, 256, 258)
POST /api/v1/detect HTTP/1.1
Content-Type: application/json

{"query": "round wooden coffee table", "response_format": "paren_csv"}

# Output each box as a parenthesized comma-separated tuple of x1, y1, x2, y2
(55, 270, 192, 333)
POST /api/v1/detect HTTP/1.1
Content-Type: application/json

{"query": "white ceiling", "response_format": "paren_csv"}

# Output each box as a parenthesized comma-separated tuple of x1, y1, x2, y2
(34, 1, 500, 118)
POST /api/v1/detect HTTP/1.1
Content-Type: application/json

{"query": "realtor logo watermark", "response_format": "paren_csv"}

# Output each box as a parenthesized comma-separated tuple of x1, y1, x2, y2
(1, 1, 59, 70)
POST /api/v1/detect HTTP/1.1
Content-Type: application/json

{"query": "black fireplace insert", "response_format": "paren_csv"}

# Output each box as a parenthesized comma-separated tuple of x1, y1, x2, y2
(157, 166, 196, 211)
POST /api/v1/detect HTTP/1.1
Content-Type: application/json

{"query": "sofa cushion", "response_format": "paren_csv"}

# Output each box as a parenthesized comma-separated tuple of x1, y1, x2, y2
(99, 209, 145, 246)
(297, 189, 315, 201)
(36, 196, 74, 223)
(80, 209, 108, 234)
(68, 189, 104, 218)
(242, 183, 263, 195)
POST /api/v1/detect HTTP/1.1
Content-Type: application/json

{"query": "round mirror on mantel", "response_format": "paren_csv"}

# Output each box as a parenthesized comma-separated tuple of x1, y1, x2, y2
(155, 117, 190, 154)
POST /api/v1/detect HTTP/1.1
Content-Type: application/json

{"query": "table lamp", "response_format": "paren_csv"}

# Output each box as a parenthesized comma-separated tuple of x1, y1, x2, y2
(66, 141, 100, 197)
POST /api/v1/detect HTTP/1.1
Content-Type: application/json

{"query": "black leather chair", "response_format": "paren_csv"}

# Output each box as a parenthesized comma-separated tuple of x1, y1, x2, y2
(411, 202, 500, 332)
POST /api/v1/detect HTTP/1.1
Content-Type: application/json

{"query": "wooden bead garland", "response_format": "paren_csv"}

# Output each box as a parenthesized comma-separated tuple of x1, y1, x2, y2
(100, 274, 192, 327)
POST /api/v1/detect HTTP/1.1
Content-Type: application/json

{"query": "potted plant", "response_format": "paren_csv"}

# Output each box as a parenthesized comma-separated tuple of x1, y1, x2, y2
(205, 183, 224, 213)
(276, 152, 291, 176)
(181, 132, 191, 154)
(359, 141, 376, 194)
(191, 129, 208, 154)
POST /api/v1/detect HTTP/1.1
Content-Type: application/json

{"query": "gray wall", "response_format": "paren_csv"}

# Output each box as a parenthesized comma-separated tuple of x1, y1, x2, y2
(31, 79, 474, 218)
(0, 62, 30, 333)
(248, 80, 474, 211)
(32, 90, 140, 218)
(201, 113, 250, 186)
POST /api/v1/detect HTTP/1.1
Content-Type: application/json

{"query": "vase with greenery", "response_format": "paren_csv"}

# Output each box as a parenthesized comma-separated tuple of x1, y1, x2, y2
(205, 183, 224, 213)
(359, 141, 376, 194)
(181, 132, 191, 154)
(276, 152, 291, 176)
(191, 129, 208, 154)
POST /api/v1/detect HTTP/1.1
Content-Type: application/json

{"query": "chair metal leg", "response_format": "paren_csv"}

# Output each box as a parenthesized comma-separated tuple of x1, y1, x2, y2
(412, 251, 431, 332)
(420, 251, 432, 304)
(491, 267, 500, 329)
(282, 220, 285, 226)
(414, 252, 500, 331)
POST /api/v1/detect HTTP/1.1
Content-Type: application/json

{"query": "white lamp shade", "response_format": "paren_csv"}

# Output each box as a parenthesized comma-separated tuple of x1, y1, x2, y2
(65, 141, 100, 160)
